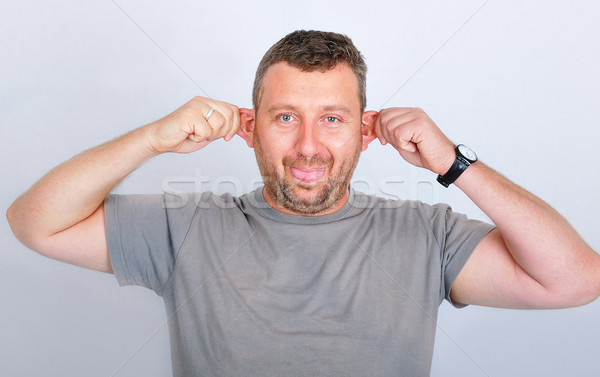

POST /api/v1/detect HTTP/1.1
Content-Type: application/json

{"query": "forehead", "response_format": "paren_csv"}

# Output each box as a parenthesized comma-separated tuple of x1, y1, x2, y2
(259, 62, 361, 113)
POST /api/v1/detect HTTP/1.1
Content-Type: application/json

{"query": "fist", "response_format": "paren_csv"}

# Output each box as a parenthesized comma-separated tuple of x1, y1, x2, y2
(375, 107, 456, 175)
(147, 96, 240, 154)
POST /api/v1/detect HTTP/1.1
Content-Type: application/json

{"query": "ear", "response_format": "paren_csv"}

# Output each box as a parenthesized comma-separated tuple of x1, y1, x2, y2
(237, 108, 256, 148)
(361, 110, 379, 151)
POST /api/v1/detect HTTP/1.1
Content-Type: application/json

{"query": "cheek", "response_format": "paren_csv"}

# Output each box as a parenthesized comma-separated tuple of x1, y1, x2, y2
(255, 135, 287, 169)
(330, 132, 362, 154)
(260, 134, 297, 159)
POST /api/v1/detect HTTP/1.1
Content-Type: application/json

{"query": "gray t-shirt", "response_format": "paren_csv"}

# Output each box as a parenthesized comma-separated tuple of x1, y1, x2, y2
(105, 188, 494, 376)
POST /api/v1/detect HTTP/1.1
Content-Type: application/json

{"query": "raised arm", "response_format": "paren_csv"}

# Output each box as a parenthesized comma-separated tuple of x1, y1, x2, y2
(6, 97, 240, 273)
(375, 107, 600, 309)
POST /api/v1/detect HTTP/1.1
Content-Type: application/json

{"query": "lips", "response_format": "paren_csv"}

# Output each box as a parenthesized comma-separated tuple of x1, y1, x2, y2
(289, 167, 326, 183)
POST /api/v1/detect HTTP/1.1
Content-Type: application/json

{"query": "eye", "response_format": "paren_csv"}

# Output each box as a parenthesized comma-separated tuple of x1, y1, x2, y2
(325, 116, 339, 123)
(280, 114, 293, 122)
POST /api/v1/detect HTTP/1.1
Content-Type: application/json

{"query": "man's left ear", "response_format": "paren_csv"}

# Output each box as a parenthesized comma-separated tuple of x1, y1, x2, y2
(361, 110, 379, 151)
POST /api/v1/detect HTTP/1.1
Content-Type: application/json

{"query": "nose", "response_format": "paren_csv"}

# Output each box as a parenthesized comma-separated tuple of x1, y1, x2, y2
(294, 121, 321, 158)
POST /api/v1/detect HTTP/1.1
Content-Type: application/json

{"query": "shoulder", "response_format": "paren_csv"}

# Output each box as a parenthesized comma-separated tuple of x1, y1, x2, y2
(105, 191, 250, 224)
(350, 190, 453, 222)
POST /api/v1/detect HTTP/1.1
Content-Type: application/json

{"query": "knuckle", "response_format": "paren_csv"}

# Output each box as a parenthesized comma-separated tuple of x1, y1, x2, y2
(214, 115, 226, 130)
(196, 127, 210, 140)
(379, 113, 390, 124)
(182, 107, 198, 119)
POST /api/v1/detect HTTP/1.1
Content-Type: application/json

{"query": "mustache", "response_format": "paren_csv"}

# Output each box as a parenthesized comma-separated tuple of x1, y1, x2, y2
(282, 154, 333, 168)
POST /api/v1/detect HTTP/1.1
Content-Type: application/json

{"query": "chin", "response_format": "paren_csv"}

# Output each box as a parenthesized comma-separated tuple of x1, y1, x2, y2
(279, 180, 343, 215)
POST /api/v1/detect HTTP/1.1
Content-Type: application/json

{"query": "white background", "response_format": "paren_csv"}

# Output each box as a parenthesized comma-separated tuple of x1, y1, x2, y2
(2, 1, 599, 376)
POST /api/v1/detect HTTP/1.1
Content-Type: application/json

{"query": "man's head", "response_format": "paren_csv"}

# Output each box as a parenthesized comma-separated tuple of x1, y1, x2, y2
(252, 30, 368, 113)
(239, 30, 378, 216)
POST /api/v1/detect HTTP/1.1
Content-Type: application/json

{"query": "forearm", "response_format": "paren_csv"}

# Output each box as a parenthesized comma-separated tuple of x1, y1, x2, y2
(455, 162, 600, 298)
(7, 125, 156, 242)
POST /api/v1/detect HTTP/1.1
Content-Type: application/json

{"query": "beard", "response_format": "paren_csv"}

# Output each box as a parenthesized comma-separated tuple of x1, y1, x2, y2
(253, 134, 361, 215)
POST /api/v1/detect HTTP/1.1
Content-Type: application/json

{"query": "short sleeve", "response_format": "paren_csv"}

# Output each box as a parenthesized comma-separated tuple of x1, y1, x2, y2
(433, 205, 495, 307)
(104, 192, 199, 295)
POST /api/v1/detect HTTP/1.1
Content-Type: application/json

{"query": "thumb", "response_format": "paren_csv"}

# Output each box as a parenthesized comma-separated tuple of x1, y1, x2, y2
(398, 138, 418, 152)
(188, 133, 203, 143)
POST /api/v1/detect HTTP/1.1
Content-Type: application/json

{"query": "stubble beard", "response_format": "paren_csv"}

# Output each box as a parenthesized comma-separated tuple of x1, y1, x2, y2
(254, 137, 361, 215)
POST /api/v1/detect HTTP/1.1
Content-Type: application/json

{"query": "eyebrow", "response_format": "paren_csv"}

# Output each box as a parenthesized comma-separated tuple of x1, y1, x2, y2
(266, 104, 353, 115)
(266, 104, 300, 113)
(321, 105, 352, 115)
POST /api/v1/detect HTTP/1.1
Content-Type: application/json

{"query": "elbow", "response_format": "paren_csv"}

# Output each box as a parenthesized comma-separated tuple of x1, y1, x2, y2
(6, 199, 42, 250)
(540, 287, 598, 309)
(568, 285, 600, 308)
(578, 251, 600, 306)
(581, 267, 600, 307)
(552, 260, 600, 308)
(7, 201, 27, 247)
(6, 201, 18, 237)
(564, 287, 600, 308)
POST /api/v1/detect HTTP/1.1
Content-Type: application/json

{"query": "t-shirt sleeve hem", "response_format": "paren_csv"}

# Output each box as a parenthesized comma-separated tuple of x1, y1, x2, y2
(105, 195, 134, 287)
(445, 224, 496, 308)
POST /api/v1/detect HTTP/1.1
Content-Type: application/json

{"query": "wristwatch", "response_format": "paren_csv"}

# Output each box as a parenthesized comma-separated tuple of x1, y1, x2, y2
(436, 144, 478, 188)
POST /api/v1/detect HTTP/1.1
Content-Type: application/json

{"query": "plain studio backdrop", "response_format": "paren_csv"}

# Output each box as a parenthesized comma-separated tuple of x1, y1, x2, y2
(1, 1, 599, 376)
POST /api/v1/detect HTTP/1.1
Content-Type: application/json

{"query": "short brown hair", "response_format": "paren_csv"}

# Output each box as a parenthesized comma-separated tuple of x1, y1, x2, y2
(252, 30, 367, 112)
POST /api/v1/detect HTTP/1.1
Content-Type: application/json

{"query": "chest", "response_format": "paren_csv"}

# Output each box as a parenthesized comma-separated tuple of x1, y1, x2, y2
(162, 223, 442, 376)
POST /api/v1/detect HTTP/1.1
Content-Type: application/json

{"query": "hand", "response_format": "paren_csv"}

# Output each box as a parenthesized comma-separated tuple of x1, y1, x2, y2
(375, 107, 456, 175)
(147, 96, 240, 154)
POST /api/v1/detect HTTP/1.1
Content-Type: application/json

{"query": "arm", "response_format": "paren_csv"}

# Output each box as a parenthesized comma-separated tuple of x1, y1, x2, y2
(451, 163, 600, 308)
(6, 97, 240, 273)
(375, 107, 600, 309)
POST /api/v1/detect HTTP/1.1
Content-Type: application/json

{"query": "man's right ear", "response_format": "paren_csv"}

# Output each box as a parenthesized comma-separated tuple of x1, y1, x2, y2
(237, 108, 255, 148)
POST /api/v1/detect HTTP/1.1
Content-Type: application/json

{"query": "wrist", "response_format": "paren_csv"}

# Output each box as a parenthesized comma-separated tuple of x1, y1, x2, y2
(437, 150, 457, 176)
(436, 144, 478, 187)
(138, 121, 166, 157)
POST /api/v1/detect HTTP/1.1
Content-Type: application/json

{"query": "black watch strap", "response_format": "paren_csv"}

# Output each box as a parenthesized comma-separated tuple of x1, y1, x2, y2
(436, 156, 470, 188)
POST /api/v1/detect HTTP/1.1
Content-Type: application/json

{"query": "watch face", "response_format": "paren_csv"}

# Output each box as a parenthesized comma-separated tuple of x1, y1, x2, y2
(457, 144, 477, 162)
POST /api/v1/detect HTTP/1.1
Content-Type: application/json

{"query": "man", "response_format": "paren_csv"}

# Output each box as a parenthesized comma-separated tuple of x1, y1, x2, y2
(7, 30, 600, 376)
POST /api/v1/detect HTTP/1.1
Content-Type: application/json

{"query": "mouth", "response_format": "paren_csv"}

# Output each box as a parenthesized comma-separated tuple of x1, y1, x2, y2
(289, 166, 326, 183)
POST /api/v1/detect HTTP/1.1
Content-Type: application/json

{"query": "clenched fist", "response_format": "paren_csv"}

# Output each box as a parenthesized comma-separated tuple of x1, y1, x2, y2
(147, 96, 240, 154)
(375, 107, 456, 175)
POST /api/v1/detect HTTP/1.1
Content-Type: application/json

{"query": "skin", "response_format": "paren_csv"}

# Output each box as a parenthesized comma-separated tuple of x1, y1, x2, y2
(237, 62, 377, 215)
(6, 61, 600, 309)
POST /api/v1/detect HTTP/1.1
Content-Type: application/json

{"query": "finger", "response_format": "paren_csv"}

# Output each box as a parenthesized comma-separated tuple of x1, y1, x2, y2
(384, 111, 417, 132)
(382, 111, 417, 129)
(374, 114, 387, 145)
(208, 110, 229, 140)
(390, 118, 421, 152)
(211, 103, 238, 141)
(375, 111, 421, 152)
(225, 106, 241, 141)
(397, 138, 418, 152)
(380, 107, 423, 120)
(379, 114, 401, 146)
(222, 107, 236, 140)
(185, 99, 214, 142)
(377, 108, 414, 145)
(378, 108, 426, 129)
(190, 119, 212, 143)
(188, 133, 202, 143)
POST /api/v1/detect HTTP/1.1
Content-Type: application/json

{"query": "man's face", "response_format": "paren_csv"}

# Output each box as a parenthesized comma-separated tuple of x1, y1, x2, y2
(252, 62, 367, 215)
